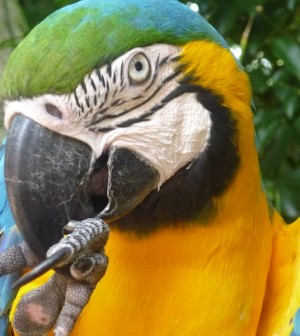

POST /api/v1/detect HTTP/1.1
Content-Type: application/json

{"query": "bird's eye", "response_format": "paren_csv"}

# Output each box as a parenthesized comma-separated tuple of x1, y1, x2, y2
(128, 53, 150, 84)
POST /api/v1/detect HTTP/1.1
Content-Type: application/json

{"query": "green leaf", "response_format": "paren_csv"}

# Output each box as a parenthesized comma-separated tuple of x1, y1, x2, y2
(277, 169, 300, 222)
(272, 36, 300, 81)
(249, 69, 269, 94)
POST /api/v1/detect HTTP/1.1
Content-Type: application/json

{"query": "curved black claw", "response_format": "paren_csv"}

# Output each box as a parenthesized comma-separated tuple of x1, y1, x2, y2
(46, 219, 110, 266)
(12, 218, 109, 289)
(12, 247, 71, 289)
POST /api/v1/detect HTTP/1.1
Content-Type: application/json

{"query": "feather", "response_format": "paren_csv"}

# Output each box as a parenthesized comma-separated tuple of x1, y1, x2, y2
(291, 309, 300, 336)
(0, 139, 23, 335)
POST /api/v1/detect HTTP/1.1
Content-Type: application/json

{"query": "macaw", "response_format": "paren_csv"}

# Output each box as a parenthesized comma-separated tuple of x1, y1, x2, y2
(0, 0, 300, 335)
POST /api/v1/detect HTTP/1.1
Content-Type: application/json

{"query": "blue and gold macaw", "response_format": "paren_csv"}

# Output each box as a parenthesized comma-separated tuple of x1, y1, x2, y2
(0, 0, 300, 335)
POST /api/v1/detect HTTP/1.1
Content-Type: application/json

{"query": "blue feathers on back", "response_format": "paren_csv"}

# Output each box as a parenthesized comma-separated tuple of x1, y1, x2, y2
(0, 139, 22, 335)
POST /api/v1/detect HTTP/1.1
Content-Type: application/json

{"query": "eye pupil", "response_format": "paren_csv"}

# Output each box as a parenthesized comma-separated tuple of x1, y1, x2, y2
(135, 61, 143, 71)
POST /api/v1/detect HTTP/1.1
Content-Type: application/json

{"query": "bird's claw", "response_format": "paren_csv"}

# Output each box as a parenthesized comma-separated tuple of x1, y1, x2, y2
(0, 218, 110, 336)
(47, 218, 110, 267)
(0, 240, 39, 276)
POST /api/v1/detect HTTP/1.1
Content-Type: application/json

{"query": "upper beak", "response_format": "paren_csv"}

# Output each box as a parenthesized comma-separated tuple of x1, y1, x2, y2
(5, 114, 159, 261)
(5, 114, 93, 259)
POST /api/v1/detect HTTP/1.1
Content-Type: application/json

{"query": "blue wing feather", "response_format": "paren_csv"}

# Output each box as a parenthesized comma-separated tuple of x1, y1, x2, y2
(291, 309, 300, 336)
(0, 139, 23, 335)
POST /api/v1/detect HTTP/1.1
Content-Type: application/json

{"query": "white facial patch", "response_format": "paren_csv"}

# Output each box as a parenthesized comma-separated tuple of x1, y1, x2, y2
(108, 94, 212, 187)
(4, 44, 212, 188)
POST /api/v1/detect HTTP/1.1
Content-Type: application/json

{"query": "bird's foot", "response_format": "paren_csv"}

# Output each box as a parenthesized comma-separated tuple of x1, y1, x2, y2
(0, 218, 109, 336)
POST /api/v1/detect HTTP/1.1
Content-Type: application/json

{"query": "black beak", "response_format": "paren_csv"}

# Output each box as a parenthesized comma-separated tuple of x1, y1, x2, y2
(5, 115, 93, 260)
(5, 114, 160, 271)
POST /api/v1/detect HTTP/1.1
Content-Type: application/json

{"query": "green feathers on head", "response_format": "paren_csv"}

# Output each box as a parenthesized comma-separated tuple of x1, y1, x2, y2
(1, 0, 227, 100)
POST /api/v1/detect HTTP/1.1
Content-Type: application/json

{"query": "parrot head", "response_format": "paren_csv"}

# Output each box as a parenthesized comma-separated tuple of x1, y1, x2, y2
(1, 0, 253, 261)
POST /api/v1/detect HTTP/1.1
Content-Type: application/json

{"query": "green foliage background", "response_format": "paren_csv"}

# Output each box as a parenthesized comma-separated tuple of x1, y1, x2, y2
(0, 0, 299, 222)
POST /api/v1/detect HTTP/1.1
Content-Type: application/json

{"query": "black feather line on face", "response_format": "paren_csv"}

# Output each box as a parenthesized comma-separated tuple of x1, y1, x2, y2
(92, 127, 115, 133)
(113, 70, 117, 84)
(85, 96, 90, 108)
(159, 55, 171, 67)
(80, 103, 84, 113)
(90, 76, 97, 92)
(74, 91, 81, 109)
(81, 81, 87, 94)
(120, 61, 124, 79)
(97, 69, 106, 87)
(106, 63, 112, 77)
(111, 98, 123, 107)
(111, 87, 240, 234)
(144, 72, 158, 92)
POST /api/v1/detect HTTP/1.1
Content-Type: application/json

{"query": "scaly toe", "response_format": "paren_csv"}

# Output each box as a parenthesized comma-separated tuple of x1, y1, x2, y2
(13, 273, 67, 336)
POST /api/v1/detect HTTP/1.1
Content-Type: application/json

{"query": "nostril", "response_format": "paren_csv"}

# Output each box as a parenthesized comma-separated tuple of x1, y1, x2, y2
(45, 104, 63, 119)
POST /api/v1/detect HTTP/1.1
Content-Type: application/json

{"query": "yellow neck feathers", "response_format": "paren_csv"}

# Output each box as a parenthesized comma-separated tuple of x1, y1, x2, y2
(180, 40, 252, 115)
(180, 41, 266, 218)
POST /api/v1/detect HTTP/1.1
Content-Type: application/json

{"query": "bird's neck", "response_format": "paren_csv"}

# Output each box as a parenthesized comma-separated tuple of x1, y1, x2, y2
(99, 191, 273, 335)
